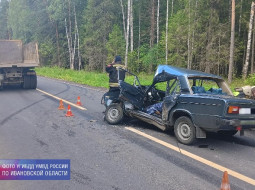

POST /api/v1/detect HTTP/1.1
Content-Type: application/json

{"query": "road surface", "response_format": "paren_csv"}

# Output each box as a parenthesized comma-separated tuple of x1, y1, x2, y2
(0, 76, 254, 190)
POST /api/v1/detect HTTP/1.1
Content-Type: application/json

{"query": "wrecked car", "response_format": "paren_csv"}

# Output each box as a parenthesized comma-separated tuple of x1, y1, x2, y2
(102, 65, 255, 145)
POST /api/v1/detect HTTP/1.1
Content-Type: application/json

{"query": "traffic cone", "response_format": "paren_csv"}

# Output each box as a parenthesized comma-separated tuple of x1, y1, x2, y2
(58, 100, 65, 110)
(220, 171, 231, 190)
(76, 96, 82, 106)
(65, 105, 74, 117)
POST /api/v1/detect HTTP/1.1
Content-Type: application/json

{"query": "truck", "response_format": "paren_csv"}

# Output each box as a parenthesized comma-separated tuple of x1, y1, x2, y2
(0, 40, 39, 89)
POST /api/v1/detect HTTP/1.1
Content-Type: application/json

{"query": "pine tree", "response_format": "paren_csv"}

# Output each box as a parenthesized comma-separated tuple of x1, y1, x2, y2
(0, 0, 9, 39)
(81, 0, 120, 71)
(106, 25, 125, 64)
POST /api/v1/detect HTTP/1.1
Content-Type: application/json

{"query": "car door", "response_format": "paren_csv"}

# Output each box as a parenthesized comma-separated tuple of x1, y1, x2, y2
(161, 79, 179, 121)
(119, 81, 145, 110)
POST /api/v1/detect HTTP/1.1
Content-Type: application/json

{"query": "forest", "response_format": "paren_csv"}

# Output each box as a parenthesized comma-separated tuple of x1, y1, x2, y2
(0, 0, 255, 83)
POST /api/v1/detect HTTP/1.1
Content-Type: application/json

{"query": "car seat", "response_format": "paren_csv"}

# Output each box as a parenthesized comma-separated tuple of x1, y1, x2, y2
(192, 86, 206, 94)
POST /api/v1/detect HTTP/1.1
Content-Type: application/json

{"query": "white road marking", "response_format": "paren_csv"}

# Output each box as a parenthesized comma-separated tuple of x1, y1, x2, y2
(125, 127, 255, 186)
(36, 88, 87, 111)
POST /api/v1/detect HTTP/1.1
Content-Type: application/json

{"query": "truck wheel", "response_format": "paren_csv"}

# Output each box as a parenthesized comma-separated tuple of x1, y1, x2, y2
(23, 75, 31, 89)
(218, 130, 238, 136)
(105, 103, 123, 125)
(30, 75, 37, 89)
(174, 116, 196, 145)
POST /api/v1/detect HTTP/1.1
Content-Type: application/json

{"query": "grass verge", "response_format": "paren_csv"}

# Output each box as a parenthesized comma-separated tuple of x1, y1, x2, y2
(35, 66, 154, 88)
(36, 66, 252, 92)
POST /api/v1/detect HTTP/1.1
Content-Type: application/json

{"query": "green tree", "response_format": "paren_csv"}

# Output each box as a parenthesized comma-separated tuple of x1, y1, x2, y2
(0, 0, 9, 39)
(81, 0, 120, 71)
(8, 0, 33, 42)
(106, 25, 125, 64)
(2, 0, 255, 79)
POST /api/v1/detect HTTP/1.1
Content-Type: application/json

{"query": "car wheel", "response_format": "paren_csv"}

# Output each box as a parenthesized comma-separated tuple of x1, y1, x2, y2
(218, 130, 238, 136)
(105, 103, 123, 125)
(174, 116, 196, 145)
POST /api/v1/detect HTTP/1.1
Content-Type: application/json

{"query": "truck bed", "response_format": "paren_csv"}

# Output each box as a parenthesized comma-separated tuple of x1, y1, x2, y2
(0, 40, 39, 68)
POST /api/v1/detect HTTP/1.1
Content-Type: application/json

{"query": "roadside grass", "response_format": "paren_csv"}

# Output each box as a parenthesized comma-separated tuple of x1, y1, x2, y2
(35, 66, 154, 89)
(36, 66, 109, 88)
(35, 66, 252, 92)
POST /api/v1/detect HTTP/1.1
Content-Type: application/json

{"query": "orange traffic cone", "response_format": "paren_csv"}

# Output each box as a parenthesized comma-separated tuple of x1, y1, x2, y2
(65, 105, 74, 117)
(220, 171, 231, 190)
(58, 100, 65, 110)
(76, 96, 82, 106)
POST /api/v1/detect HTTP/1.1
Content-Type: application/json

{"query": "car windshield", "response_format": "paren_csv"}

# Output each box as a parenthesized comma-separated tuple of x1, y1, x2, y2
(188, 77, 232, 95)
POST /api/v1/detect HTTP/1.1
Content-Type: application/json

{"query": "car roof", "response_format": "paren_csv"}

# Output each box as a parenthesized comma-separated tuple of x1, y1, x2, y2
(155, 65, 223, 80)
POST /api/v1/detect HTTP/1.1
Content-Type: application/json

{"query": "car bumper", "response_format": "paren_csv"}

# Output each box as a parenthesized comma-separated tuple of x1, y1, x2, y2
(219, 118, 255, 129)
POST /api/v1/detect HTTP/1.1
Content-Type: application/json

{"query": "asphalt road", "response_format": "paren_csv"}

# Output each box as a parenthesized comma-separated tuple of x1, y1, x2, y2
(0, 76, 255, 190)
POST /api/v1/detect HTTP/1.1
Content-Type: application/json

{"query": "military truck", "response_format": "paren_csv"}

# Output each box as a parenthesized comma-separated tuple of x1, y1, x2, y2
(0, 40, 39, 89)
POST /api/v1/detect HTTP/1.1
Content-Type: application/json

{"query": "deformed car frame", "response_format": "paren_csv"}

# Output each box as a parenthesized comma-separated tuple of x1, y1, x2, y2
(102, 65, 255, 145)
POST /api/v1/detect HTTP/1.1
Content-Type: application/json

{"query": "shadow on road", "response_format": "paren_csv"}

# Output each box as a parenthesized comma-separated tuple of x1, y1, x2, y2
(206, 131, 255, 147)
(0, 85, 25, 91)
(122, 118, 255, 148)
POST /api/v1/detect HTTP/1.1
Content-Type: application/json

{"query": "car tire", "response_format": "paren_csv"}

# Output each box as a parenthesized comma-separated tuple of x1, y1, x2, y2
(174, 116, 196, 145)
(218, 130, 238, 136)
(105, 103, 124, 125)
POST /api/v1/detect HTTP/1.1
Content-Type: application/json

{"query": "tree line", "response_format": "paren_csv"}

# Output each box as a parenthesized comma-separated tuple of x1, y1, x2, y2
(0, 0, 255, 82)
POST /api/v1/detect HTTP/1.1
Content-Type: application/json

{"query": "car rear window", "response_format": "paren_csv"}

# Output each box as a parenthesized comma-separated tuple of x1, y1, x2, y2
(188, 78, 226, 95)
